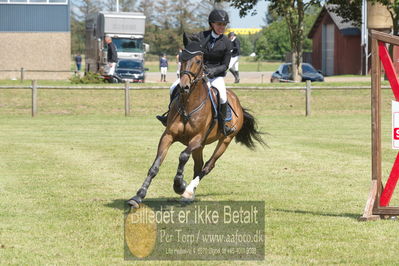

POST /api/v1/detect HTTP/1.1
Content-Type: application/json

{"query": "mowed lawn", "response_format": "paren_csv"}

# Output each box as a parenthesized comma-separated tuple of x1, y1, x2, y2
(2, 86, 399, 264)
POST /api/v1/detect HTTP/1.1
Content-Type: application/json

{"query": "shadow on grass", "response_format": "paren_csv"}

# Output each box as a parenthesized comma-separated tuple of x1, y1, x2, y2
(273, 208, 360, 220)
(105, 192, 236, 211)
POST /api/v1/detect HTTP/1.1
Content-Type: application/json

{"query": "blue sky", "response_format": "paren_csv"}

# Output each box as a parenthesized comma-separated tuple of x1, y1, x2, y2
(227, 1, 267, 28)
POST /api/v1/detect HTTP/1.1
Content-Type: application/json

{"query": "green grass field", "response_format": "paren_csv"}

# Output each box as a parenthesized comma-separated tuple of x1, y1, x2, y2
(2, 86, 399, 264)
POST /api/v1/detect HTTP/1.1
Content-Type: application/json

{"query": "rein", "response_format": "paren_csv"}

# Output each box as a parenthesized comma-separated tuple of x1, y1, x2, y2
(176, 77, 208, 124)
(177, 57, 208, 123)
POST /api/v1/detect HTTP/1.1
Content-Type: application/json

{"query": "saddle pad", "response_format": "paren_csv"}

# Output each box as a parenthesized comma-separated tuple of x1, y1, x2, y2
(208, 87, 219, 119)
(208, 87, 232, 121)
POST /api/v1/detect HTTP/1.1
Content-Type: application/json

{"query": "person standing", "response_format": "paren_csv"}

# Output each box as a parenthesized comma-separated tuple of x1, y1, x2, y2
(159, 53, 168, 82)
(75, 54, 82, 72)
(228, 32, 240, 83)
(105, 35, 118, 76)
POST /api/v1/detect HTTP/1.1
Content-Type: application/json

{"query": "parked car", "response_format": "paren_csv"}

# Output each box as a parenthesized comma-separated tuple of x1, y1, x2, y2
(108, 59, 148, 83)
(270, 63, 324, 83)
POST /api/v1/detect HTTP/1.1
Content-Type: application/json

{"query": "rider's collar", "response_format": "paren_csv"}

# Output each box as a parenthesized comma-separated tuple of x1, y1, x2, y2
(211, 31, 221, 39)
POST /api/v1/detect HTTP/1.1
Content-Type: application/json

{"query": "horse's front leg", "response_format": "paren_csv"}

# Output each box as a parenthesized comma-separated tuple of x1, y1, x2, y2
(173, 139, 203, 195)
(128, 132, 173, 208)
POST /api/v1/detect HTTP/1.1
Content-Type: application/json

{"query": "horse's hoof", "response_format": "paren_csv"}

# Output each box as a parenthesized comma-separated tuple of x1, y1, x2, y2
(181, 190, 195, 201)
(173, 179, 187, 195)
(127, 197, 141, 208)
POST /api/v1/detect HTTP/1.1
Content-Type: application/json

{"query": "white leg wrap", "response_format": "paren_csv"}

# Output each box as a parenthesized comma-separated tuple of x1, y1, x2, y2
(181, 176, 200, 201)
(186, 176, 200, 193)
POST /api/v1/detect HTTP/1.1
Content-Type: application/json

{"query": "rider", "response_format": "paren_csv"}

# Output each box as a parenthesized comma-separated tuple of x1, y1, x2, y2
(156, 9, 234, 136)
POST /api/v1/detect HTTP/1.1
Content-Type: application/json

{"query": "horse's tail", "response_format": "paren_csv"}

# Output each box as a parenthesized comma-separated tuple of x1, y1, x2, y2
(235, 108, 266, 150)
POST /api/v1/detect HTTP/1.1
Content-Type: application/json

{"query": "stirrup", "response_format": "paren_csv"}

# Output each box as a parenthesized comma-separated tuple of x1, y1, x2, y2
(156, 111, 168, 126)
(222, 124, 235, 136)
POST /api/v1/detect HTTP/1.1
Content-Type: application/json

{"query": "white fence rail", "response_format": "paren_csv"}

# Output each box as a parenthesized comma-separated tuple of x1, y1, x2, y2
(0, 80, 390, 117)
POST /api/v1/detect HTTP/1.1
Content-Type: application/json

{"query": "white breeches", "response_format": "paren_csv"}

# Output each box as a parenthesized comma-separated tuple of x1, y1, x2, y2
(229, 56, 239, 71)
(108, 62, 116, 76)
(160, 67, 168, 75)
(170, 76, 227, 104)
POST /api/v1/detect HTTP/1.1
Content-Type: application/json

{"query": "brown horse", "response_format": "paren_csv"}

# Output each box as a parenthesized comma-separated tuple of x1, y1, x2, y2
(127, 34, 264, 208)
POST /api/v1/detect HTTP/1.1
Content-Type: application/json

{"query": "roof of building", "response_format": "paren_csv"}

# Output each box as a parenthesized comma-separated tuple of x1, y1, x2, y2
(308, 4, 360, 38)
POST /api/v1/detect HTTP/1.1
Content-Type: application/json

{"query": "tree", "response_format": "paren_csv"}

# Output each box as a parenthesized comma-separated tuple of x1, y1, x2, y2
(268, 0, 321, 81)
(70, 0, 102, 54)
(70, 0, 102, 26)
(265, 3, 280, 24)
(75, 0, 102, 20)
(71, 16, 85, 54)
(239, 34, 257, 56)
(328, 0, 399, 36)
(103, 0, 138, 12)
(327, 0, 361, 27)
(255, 5, 318, 61)
(216, 0, 321, 81)
(137, 0, 223, 55)
(256, 19, 290, 60)
(70, 0, 227, 56)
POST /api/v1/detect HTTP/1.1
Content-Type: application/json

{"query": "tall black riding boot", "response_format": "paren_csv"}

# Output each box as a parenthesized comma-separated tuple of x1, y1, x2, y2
(234, 71, 240, 83)
(229, 69, 237, 81)
(156, 86, 179, 126)
(220, 102, 235, 136)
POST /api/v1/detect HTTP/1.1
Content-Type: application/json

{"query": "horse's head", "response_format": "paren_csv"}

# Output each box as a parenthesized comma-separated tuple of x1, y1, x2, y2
(179, 33, 204, 94)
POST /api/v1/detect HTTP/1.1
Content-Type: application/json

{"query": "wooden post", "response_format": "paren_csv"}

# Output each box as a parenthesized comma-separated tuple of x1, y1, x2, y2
(125, 81, 130, 116)
(360, 33, 382, 221)
(21, 67, 24, 83)
(305, 80, 311, 116)
(32, 80, 37, 117)
(372, 37, 382, 206)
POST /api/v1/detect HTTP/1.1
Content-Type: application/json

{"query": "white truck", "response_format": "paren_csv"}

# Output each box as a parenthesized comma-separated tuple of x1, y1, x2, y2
(85, 11, 147, 75)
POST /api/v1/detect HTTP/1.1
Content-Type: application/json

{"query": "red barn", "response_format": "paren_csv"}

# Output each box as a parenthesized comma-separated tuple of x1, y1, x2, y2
(308, 5, 361, 76)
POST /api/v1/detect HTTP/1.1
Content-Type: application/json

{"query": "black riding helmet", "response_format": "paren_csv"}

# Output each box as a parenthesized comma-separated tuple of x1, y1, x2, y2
(208, 9, 230, 24)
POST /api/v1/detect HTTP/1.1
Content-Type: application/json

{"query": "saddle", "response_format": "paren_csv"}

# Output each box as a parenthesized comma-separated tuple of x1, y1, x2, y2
(208, 86, 233, 122)
(170, 82, 235, 133)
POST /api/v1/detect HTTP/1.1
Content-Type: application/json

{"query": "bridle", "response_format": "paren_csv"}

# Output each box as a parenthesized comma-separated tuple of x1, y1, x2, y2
(179, 50, 204, 93)
(176, 49, 208, 123)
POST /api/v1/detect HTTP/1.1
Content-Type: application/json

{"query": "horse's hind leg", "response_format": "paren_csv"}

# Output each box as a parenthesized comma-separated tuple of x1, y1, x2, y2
(182, 137, 233, 200)
(127, 132, 173, 208)
(181, 148, 203, 200)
